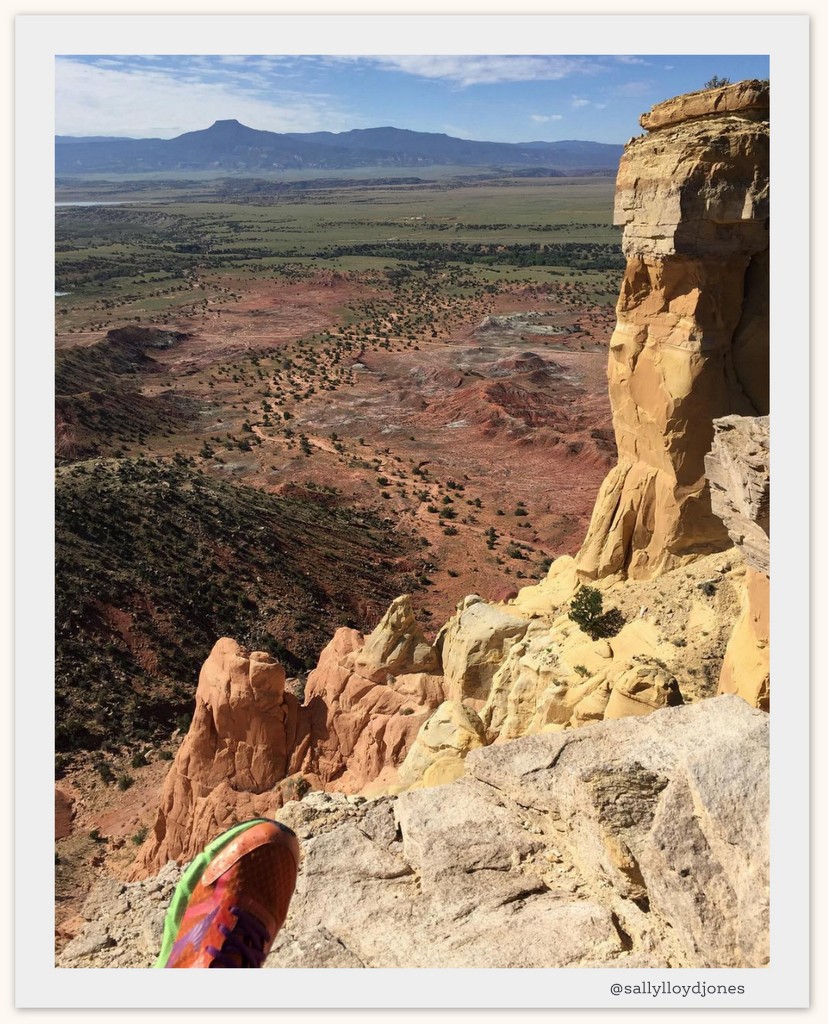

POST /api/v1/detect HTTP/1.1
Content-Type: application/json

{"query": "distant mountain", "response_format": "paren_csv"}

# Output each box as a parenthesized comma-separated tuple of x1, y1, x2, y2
(56, 135, 135, 144)
(55, 119, 623, 175)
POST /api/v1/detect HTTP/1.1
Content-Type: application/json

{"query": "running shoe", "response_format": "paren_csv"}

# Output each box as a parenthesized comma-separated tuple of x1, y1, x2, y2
(154, 818, 299, 968)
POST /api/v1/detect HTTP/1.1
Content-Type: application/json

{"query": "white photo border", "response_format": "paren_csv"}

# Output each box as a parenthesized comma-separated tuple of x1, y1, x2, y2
(16, 11, 809, 1010)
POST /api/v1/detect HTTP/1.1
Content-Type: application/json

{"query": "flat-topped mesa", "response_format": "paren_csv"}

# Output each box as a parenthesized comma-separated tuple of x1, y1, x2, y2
(576, 80, 769, 582)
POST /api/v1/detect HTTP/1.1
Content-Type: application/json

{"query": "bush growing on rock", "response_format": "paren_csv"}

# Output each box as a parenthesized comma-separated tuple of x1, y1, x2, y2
(569, 585, 625, 640)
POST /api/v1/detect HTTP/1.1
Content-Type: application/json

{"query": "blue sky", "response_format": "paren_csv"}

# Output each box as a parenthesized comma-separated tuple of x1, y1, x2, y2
(56, 54, 769, 144)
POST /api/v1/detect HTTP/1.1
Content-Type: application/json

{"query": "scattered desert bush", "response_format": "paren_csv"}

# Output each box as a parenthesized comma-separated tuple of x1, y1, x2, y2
(568, 585, 625, 640)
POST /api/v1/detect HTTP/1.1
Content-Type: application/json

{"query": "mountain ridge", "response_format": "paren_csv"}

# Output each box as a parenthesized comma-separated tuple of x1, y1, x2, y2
(55, 118, 624, 174)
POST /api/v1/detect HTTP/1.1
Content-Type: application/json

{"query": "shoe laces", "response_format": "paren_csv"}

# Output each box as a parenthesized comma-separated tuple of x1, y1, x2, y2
(206, 905, 271, 968)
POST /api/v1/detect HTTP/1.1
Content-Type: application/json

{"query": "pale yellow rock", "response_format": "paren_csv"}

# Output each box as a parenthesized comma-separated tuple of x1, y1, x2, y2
(422, 756, 467, 787)
(570, 679, 613, 725)
(718, 568, 769, 711)
(602, 618, 665, 665)
(390, 672, 445, 708)
(397, 700, 487, 786)
(512, 556, 583, 615)
(603, 661, 683, 720)
(397, 700, 488, 786)
(439, 596, 530, 702)
(353, 594, 439, 683)
(481, 627, 560, 738)
(531, 672, 611, 731)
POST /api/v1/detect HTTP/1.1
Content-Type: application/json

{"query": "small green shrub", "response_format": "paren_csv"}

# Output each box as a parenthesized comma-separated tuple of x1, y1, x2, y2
(117, 773, 135, 791)
(568, 585, 625, 640)
(131, 826, 149, 846)
(94, 760, 115, 785)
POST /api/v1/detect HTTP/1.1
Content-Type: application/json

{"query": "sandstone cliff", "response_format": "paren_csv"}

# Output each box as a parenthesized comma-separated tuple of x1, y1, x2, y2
(577, 80, 769, 581)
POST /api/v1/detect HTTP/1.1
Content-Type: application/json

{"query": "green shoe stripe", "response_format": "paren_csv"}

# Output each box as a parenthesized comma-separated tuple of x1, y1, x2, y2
(153, 818, 271, 968)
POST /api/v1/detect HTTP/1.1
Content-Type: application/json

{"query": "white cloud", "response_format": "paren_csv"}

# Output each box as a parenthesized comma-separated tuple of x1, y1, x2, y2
(571, 97, 591, 108)
(529, 113, 563, 123)
(360, 55, 604, 87)
(615, 55, 650, 66)
(55, 58, 361, 137)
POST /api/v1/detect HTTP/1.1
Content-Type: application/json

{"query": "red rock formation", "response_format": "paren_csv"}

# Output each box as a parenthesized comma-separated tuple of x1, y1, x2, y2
(288, 596, 444, 791)
(577, 81, 769, 582)
(130, 639, 300, 878)
(132, 599, 444, 875)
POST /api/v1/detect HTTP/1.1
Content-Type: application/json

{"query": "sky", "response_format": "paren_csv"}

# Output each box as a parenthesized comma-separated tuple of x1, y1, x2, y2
(55, 53, 770, 145)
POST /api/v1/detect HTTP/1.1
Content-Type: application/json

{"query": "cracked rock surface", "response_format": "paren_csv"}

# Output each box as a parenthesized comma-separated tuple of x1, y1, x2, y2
(57, 695, 766, 969)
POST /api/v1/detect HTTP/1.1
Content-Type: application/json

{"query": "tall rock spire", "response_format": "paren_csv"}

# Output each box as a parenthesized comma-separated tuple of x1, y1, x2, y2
(576, 80, 769, 581)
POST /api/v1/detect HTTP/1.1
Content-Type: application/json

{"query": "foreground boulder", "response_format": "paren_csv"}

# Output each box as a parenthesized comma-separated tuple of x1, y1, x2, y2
(468, 694, 768, 968)
(61, 696, 767, 969)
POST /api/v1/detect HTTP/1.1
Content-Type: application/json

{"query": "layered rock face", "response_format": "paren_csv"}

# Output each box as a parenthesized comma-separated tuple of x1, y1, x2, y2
(59, 696, 768, 970)
(577, 80, 769, 582)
